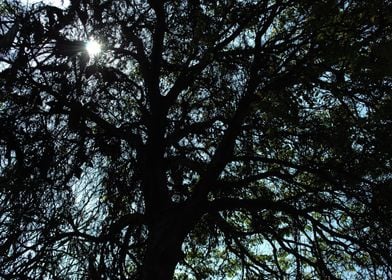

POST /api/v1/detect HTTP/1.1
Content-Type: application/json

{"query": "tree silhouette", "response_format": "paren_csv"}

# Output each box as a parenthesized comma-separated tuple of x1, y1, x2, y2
(1, 0, 391, 279)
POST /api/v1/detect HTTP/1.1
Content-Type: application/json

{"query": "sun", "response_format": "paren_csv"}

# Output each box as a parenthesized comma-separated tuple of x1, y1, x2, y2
(86, 39, 101, 56)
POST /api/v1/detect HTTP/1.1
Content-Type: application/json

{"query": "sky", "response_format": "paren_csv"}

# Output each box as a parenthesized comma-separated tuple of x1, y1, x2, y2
(20, 0, 69, 9)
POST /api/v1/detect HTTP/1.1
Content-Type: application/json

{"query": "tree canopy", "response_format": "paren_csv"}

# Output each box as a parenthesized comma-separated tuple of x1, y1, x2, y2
(1, 0, 391, 279)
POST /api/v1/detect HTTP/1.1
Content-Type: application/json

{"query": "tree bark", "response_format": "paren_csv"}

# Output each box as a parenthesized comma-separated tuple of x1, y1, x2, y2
(141, 205, 201, 280)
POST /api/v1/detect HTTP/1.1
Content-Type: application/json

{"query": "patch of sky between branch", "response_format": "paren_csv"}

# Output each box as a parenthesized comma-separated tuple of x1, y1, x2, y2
(20, 0, 70, 9)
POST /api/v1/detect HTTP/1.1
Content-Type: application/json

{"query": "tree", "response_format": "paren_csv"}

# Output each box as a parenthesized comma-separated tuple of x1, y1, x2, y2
(1, 0, 391, 279)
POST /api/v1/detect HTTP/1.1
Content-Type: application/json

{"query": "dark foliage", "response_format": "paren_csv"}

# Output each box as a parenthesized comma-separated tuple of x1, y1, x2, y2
(1, 0, 391, 279)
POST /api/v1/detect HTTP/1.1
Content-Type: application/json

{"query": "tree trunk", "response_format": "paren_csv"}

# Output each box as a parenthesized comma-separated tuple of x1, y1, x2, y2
(142, 231, 183, 279)
(141, 206, 201, 280)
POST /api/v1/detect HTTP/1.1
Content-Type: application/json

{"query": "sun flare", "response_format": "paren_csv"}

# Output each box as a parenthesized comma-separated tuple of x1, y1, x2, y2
(86, 39, 101, 56)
